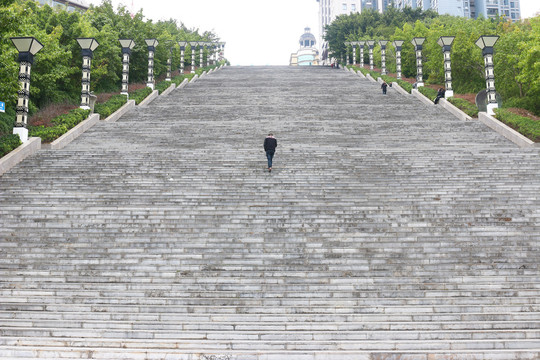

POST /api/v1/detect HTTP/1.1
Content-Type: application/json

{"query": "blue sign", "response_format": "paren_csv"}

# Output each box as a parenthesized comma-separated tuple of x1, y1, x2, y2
(0, 101, 5, 113)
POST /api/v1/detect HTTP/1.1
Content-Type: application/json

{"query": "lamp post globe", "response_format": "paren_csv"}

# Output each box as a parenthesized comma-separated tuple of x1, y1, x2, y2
(77, 38, 100, 110)
(10, 37, 44, 143)
(475, 35, 500, 115)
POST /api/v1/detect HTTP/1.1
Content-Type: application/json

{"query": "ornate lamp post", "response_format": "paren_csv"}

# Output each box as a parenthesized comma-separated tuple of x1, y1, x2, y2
(344, 42, 351, 64)
(118, 39, 135, 96)
(411, 37, 425, 87)
(145, 38, 158, 90)
(379, 40, 388, 75)
(165, 41, 173, 82)
(77, 38, 99, 110)
(366, 40, 375, 70)
(392, 40, 404, 80)
(437, 36, 455, 98)
(10, 37, 44, 143)
(351, 42, 357, 64)
(178, 41, 187, 73)
(198, 42, 204, 68)
(358, 41, 365, 67)
(189, 41, 197, 73)
(475, 35, 500, 115)
(221, 42, 226, 61)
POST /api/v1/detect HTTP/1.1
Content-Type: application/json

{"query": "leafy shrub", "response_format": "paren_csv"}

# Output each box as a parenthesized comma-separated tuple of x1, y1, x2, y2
(0, 134, 22, 158)
(395, 79, 413, 93)
(129, 87, 153, 105)
(29, 108, 90, 143)
(418, 86, 438, 100)
(94, 94, 128, 119)
(494, 108, 540, 142)
(156, 81, 173, 94)
(447, 97, 479, 118)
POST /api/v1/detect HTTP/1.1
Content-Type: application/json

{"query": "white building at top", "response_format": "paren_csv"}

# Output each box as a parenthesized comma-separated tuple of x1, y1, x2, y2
(316, 0, 362, 63)
(392, 0, 521, 21)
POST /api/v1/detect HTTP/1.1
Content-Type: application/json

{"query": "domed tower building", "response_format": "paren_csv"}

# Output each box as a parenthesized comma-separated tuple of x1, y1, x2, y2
(290, 28, 320, 66)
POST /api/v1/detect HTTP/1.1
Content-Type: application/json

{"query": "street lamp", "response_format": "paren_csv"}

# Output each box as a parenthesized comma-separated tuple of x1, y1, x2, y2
(77, 38, 99, 110)
(164, 40, 174, 81)
(10, 37, 44, 143)
(344, 42, 351, 65)
(379, 40, 388, 75)
(145, 38, 158, 90)
(392, 40, 404, 80)
(411, 37, 425, 87)
(189, 41, 198, 73)
(437, 36, 455, 98)
(220, 42, 226, 62)
(178, 41, 187, 73)
(198, 42, 205, 69)
(475, 35, 500, 115)
(118, 39, 135, 96)
(366, 40, 375, 70)
(358, 41, 365, 67)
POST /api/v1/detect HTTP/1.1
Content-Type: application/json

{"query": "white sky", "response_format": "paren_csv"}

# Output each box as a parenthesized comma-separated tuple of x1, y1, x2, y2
(87, 0, 539, 66)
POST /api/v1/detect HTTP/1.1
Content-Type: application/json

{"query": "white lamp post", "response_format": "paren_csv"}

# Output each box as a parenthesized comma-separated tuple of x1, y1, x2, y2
(366, 40, 375, 70)
(392, 40, 404, 80)
(118, 39, 135, 96)
(351, 42, 357, 64)
(379, 40, 388, 75)
(358, 41, 365, 67)
(475, 35, 500, 115)
(10, 37, 44, 143)
(198, 42, 204, 68)
(189, 41, 197, 73)
(178, 41, 187, 73)
(437, 36, 455, 98)
(145, 38, 158, 90)
(77, 38, 99, 110)
(411, 37, 425, 87)
(165, 41, 173, 82)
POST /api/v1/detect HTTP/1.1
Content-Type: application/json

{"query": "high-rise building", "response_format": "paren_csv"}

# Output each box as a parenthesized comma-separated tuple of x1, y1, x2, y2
(37, 0, 89, 12)
(392, 0, 521, 21)
(316, 0, 362, 63)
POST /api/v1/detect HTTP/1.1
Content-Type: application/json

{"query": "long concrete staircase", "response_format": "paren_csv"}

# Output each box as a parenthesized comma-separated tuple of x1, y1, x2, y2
(1, 66, 540, 359)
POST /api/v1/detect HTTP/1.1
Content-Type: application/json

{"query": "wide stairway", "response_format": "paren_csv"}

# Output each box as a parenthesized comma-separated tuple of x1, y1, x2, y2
(1, 66, 540, 359)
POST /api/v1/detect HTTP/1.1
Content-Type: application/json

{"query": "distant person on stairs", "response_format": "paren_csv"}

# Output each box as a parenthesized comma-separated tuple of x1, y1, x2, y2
(264, 133, 277, 173)
(434, 88, 445, 104)
(381, 81, 388, 95)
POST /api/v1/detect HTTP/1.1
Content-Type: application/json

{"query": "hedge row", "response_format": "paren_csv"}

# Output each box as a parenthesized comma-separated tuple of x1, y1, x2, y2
(447, 97, 480, 118)
(494, 108, 540, 142)
(29, 109, 91, 143)
(0, 134, 22, 158)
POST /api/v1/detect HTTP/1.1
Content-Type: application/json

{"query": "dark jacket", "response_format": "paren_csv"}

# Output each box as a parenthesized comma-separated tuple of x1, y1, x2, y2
(264, 137, 277, 152)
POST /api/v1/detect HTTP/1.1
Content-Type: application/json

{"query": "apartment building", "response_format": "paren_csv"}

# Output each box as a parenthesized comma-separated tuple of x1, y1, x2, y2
(316, 0, 362, 63)
(37, 0, 89, 12)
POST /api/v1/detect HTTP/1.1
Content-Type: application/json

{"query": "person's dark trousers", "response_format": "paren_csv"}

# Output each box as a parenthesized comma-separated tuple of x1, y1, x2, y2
(434, 95, 442, 104)
(266, 150, 275, 168)
(382, 89, 387, 94)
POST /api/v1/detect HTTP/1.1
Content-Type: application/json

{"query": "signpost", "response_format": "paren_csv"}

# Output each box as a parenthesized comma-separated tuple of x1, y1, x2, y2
(0, 101, 5, 113)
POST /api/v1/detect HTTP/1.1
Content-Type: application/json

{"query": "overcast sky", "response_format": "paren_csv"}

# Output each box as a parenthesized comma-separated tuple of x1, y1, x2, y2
(87, 0, 539, 66)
